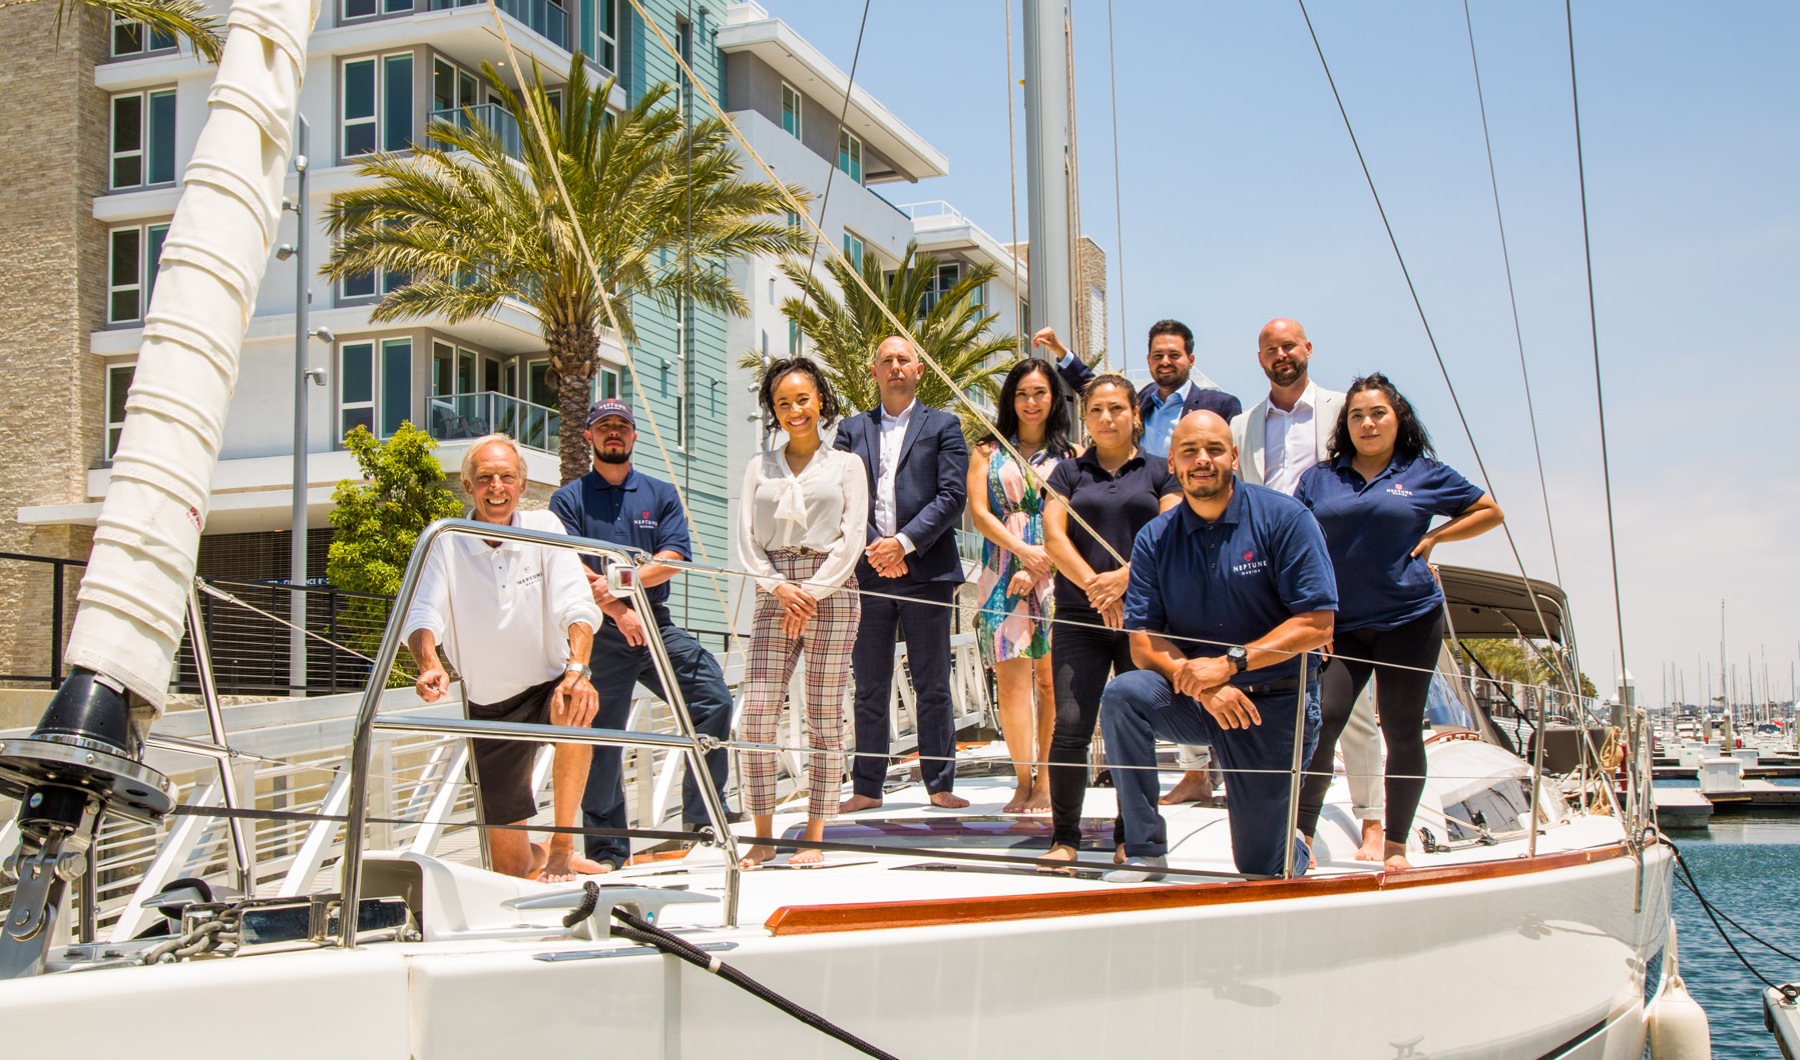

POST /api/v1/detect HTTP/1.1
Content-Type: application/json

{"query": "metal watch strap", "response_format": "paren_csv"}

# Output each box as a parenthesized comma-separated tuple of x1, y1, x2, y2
(566, 663, 592, 679)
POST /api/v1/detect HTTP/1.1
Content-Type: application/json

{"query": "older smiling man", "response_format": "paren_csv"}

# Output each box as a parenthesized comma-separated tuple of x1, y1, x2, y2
(403, 434, 602, 882)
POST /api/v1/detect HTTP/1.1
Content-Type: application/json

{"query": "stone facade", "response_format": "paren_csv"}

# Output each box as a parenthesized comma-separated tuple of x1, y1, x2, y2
(0, 3, 110, 686)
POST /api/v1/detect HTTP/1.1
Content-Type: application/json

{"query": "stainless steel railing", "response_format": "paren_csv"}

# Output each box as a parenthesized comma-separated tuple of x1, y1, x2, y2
(337, 518, 742, 948)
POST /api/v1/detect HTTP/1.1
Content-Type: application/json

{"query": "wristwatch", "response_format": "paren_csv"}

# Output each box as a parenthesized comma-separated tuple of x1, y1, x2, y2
(565, 662, 593, 680)
(1226, 646, 1249, 674)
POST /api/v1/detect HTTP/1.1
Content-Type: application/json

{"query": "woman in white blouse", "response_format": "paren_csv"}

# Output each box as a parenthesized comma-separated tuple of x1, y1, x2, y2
(734, 358, 868, 868)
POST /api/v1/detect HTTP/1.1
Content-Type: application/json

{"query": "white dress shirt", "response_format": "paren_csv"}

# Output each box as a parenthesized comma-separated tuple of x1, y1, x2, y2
(736, 443, 869, 598)
(871, 399, 918, 553)
(1261, 381, 1320, 496)
(402, 508, 601, 705)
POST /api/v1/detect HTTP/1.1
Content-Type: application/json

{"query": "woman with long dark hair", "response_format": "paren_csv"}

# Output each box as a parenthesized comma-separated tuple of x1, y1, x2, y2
(1037, 374, 1180, 869)
(1293, 373, 1503, 870)
(969, 358, 1075, 813)
(734, 357, 866, 868)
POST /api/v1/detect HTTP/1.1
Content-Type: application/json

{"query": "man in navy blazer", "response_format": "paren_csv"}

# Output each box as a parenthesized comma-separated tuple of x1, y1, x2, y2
(834, 336, 972, 811)
(1035, 319, 1242, 459)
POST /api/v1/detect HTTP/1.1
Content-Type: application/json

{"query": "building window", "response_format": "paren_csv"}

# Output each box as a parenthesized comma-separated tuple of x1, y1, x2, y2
(341, 0, 413, 20)
(106, 363, 136, 460)
(836, 129, 862, 183)
(781, 82, 802, 139)
(597, 367, 620, 400)
(341, 53, 414, 159)
(112, 17, 176, 58)
(111, 88, 176, 190)
(921, 263, 960, 315)
(673, 298, 690, 450)
(525, 358, 554, 408)
(108, 223, 170, 324)
(432, 58, 480, 117)
(338, 336, 414, 439)
(842, 230, 865, 272)
(787, 319, 801, 357)
(339, 265, 409, 303)
(580, 0, 617, 72)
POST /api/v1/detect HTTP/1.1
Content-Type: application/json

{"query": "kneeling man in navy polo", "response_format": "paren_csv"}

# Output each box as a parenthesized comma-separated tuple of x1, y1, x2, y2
(1100, 411, 1336, 881)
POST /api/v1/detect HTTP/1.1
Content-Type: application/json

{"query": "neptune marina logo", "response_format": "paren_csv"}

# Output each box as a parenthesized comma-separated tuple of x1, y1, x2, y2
(1232, 549, 1269, 576)
(1386, 484, 1414, 497)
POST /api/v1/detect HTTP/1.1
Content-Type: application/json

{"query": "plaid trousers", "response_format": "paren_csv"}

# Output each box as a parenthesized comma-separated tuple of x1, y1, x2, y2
(738, 550, 860, 819)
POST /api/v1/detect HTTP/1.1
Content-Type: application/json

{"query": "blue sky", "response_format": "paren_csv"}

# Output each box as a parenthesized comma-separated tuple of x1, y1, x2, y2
(756, 0, 1799, 706)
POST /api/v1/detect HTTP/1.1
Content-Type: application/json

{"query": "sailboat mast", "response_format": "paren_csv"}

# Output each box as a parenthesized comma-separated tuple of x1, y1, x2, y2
(1022, 0, 1076, 355)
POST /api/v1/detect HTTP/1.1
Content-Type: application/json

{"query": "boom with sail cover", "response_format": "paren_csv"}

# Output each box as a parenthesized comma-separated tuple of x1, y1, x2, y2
(0, 0, 318, 979)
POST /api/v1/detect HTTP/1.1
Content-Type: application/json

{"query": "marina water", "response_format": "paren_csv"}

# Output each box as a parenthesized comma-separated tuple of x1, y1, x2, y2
(1666, 808, 1800, 1058)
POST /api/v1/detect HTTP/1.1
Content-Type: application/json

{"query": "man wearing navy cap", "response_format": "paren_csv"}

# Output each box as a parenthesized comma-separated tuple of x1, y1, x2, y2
(1099, 411, 1336, 882)
(549, 398, 734, 870)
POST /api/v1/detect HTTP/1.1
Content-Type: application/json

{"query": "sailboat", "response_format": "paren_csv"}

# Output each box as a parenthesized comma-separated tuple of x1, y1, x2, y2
(0, 0, 1693, 1056)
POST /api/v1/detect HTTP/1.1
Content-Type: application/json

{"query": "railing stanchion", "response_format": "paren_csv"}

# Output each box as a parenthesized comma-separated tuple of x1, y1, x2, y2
(1527, 683, 1544, 859)
(186, 583, 254, 893)
(1282, 651, 1310, 880)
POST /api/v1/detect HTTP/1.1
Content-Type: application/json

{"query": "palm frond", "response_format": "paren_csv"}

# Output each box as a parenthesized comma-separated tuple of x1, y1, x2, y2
(64, 0, 222, 62)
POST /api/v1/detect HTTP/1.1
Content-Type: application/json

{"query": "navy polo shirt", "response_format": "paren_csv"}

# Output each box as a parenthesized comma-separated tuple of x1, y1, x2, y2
(548, 467, 691, 607)
(1294, 454, 1486, 633)
(1123, 480, 1337, 685)
(1046, 447, 1178, 612)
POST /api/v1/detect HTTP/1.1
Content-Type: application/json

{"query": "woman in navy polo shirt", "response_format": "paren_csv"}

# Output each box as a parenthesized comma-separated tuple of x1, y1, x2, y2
(1038, 373, 1181, 871)
(1293, 373, 1503, 871)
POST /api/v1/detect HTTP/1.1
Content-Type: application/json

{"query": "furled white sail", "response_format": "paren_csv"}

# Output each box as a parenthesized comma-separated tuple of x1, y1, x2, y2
(63, 0, 318, 723)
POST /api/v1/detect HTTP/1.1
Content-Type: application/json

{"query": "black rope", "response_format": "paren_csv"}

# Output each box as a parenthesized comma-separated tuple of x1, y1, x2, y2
(799, 0, 874, 290)
(1664, 834, 1800, 998)
(561, 880, 601, 928)
(610, 905, 900, 1059)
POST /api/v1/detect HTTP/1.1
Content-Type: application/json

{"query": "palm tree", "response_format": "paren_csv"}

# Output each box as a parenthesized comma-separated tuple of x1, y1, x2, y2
(41, 0, 224, 61)
(323, 54, 812, 482)
(765, 242, 1014, 427)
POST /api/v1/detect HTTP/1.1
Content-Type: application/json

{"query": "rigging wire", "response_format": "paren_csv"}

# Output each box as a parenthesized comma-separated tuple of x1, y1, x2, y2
(800, 0, 874, 291)
(1292, 0, 1559, 675)
(1104, 0, 1127, 368)
(1003, 0, 1023, 358)
(1562, 0, 1633, 713)
(1459, 0, 1564, 589)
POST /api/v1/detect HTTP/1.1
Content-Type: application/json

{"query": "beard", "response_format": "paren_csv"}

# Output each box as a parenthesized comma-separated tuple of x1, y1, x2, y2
(1180, 469, 1232, 501)
(594, 443, 633, 465)
(1263, 358, 1305, 387)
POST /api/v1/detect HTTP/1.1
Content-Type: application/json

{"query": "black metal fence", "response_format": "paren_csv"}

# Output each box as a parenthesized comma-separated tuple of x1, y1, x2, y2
(0, 551, 85, 687)
(176, 579, 398, 697)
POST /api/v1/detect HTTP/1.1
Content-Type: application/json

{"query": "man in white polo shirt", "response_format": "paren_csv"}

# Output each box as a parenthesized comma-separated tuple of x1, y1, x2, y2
(404, 434, 603, 881)
(1231, 318, 1385, 862)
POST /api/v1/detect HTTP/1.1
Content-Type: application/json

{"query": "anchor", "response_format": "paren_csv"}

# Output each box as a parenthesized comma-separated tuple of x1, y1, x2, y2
(0, 670, 174, 978)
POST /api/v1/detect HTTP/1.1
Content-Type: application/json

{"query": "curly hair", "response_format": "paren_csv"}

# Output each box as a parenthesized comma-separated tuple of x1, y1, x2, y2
(981, 358, 1074, 457)
(758, 357, 842, 430)
(1078, 372, 1144, 443)
(1328, 372, 1436, 462)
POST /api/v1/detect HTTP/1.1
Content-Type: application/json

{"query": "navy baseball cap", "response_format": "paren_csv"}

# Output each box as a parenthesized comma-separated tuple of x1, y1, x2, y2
(586, 398, 635, 427)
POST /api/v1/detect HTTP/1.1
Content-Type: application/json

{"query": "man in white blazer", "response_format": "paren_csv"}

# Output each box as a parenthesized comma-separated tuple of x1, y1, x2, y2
(1228, 318, 1386, 863)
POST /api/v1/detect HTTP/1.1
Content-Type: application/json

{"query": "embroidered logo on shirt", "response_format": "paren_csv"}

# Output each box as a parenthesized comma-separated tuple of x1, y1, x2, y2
(1386, 485, 1414, 497)
(1232, 551, 1269, 576)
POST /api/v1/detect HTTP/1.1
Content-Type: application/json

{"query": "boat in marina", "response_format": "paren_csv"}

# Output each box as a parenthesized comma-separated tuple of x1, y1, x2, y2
(0, 0, 1694, 1056)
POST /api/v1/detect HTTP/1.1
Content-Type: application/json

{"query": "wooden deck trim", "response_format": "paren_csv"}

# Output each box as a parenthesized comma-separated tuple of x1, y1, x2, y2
(761, 842, 1634, 936)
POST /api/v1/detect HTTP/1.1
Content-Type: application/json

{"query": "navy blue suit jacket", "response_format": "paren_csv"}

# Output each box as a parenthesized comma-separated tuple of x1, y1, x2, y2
(1056, 358, 1243, 424)
(832, 403, 970, 587)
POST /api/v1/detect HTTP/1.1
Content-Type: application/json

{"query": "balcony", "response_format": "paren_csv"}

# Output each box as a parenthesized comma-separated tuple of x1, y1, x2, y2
(427, 0, 567, 51)
(426, 391, 561, 455)
(430, 103, 523, 159)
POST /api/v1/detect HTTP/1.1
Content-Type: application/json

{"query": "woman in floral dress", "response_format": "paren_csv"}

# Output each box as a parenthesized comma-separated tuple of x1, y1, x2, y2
(969, 360, 1074, 812)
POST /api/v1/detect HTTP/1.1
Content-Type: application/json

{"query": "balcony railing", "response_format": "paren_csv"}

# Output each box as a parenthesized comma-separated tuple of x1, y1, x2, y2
(427, 0, 567, 50)
(425, 390, 561, 455)
(429, 103, 524, 160)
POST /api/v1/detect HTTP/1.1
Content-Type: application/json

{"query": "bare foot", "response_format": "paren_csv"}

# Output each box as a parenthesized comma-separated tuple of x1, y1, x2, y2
(1383, 840, 1412, 872)
(839, 794, 883, 814)
(1037, 844, 1078, 875)
(526, 841, 549, 879)
(1159, 770, 1215, 806)
(1304, 835, 1318, 871)
(739, 844, 777, 870)
(541, 840, 577, 883)
(570, 854, 614, 875)
(1114, 843, 1128, 865)
(928, 791, 971, 809)
(1354, 820, 1385, 862)
(1002, 782, 1033, 814)
(788, 846, 825, 868)
(1020, 781, 1052, 814)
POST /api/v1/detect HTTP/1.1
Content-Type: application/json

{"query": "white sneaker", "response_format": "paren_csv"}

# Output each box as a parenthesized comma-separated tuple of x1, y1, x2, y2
(1102, 855, 1167, 883)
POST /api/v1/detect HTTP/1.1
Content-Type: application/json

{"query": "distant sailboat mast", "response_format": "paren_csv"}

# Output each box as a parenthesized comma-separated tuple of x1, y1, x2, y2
(1021, 0, 1077, 357)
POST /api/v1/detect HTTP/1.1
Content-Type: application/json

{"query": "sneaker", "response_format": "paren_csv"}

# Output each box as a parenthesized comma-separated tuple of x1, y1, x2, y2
(1102, 855, 1167, 883)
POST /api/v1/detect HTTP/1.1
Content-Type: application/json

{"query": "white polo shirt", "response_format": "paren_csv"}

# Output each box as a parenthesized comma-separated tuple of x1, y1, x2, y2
(402, 508, 601, 705)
